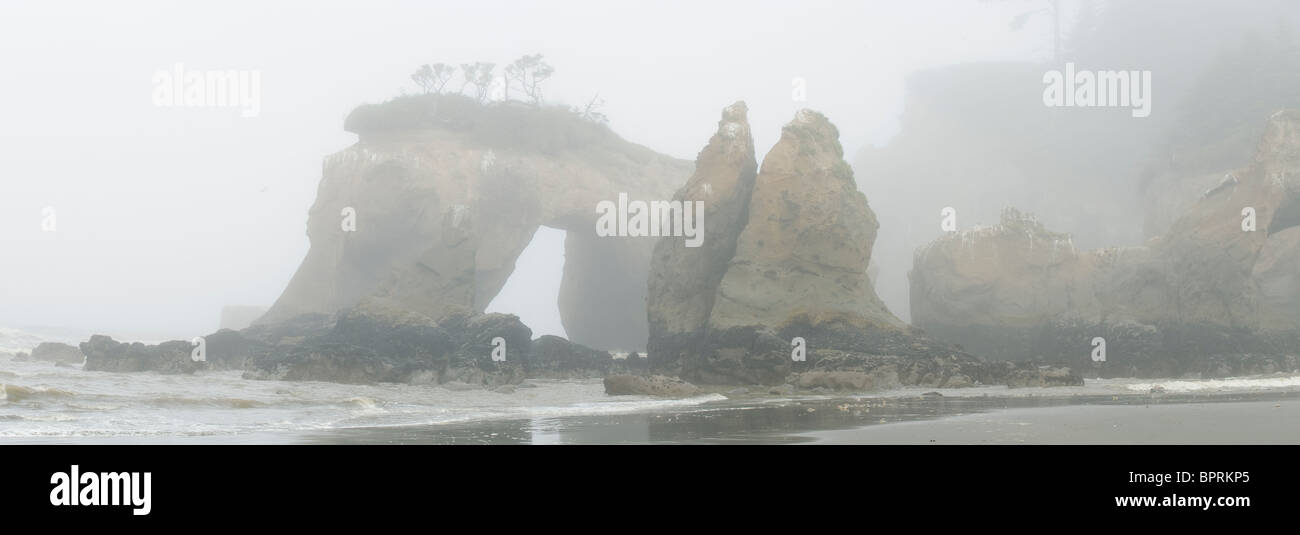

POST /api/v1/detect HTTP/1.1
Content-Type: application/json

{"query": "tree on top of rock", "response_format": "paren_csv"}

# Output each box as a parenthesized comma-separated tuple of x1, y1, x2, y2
(460, 62, 497, 103)
(411, 63, 456, 94)
(575, 93, 608, 124)
(504, 54, 554, 105)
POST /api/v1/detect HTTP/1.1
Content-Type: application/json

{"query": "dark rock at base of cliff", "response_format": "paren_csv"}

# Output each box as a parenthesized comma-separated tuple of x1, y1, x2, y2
(244, 309, 522, 386)
(77, 326, 300, 375)
(790, 357, 1082, 391)
(436, 313, 531, 386)
(242, 306, 623, 386)
(677, 326, 790, 385)
(918, 320, 1300, 379)
(201, 329, 273, 370)
(80, 335, 206, 374)
(603, 375, 701, 397)
(1200, 353, 1300, 378)
(243, 342, 449, 385)
(239, 313, 334, 347)
(67, 303, 624, 387)
(999, 363, 1086, 388)
(528, 335, 622, 378)
(671, 313, 1083, 390)
(31, 342, 85, 365)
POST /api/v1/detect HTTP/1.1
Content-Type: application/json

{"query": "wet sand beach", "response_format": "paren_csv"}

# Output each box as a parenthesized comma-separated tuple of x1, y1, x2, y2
(291, 390, 1300, 445)
(806, 398, 1300, 444)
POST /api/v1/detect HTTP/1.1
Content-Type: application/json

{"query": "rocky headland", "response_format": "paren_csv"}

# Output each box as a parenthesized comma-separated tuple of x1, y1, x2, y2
(910, 110, 1300, 378)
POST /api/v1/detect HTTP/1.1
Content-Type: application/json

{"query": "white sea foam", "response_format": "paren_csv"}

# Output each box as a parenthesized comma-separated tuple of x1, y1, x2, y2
(1124, 375, 1300, 393)
(0, 350, 733, 440)
(0, 327, 44, 354)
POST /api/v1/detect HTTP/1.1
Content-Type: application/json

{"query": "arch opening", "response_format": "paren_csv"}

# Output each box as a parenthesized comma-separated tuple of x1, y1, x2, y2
(484, 226, 568, 339)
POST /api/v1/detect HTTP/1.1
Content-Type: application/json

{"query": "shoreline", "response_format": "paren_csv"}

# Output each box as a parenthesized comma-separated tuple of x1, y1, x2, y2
(287, 388, 1300, 445)
(805, 397, 1300, 445)
(6, 355, 1300, 444)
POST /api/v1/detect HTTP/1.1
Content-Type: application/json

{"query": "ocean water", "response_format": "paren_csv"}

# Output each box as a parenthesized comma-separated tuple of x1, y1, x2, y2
(4, 328, 1300, 444)
(0, 327, 47, 355)
(0, 356, 728, 441)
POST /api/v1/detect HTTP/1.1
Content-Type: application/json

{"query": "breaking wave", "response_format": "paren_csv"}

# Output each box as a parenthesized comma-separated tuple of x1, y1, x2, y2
(1, 384, 76, 402)
(1125, 375, 1300, 393)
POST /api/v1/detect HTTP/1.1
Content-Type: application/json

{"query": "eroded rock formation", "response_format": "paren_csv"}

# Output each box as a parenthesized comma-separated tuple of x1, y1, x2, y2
(646, 102, 758, 372)
(911, 110, 1300, 377)
(260, 95, 692, 351)
(647, 105, 1077, 388)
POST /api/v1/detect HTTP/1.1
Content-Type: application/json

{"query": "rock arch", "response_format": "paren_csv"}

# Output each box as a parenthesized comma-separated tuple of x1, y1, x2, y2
(260, 120, 692, 352)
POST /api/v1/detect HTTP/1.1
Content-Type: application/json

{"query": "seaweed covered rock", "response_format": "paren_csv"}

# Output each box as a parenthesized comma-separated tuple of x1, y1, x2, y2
(603, 375, 701, 397)
(80, 336, 205, 374)
(525, 335, 649, 378)
(242, 302, 627, 385)
(244, 305, 526, 386)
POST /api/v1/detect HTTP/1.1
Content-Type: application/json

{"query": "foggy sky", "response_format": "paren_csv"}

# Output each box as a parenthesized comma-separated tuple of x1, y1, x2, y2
(0, 0, 1066, 340)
